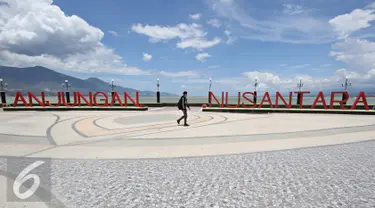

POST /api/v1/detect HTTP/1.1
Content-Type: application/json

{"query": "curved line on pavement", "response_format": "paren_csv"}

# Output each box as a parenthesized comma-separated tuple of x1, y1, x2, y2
(45, 114, 59, 145)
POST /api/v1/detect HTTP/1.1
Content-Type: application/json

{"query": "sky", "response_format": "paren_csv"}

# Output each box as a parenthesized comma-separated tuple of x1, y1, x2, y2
(1, 0, 375, 95)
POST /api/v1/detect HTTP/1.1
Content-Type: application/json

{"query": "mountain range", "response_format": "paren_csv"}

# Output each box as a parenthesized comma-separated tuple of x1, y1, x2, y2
(0, 66, 176, 96)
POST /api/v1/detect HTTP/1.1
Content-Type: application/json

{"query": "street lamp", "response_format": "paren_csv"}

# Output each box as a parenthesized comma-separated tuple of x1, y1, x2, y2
(297, 79, 304, 92)
(209, 78, 212, 91)
(296, 79, 304, 105)
(208, 78, 212, 104)
(0, 78, 7, 91)
(156, 78, 160, 103)
(254, 78, 258, 104)
(341, 78, 351, 105)
(110, 79, 116, 92)
(62, 80, 72, 103)
(341, 78, 351, 91)
(0, 78, 8, 104)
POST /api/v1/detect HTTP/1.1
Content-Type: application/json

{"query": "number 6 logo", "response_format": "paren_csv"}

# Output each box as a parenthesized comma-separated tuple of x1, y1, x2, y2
(13, 160, 45, 200)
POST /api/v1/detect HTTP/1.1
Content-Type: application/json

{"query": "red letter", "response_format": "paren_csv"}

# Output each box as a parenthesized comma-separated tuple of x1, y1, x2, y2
(93, 92, 108, 107)
(330, 92, 349, 110)
(259, 92, 273, 108)
(294, 91, 310, 109)
(27, 92, 46, 107)
(110, 92, 123, 106)
(124, 92, 139, 107)
(225, 92, 240, 108)
(209, 91, 224, 108)
(46, 92, 62, 107)
(311, 92, 327, 109)
(13, 92, 28, 107)
(351, 92, 369, 110)
(242, 92, 257, 108)
(275, 92, 292, 108)
(76, 92, 92, 107)
(61, 92, 78, 107)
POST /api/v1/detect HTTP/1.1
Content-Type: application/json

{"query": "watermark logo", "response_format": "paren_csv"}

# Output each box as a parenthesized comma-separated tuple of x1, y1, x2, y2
(6, 157, 51, 203)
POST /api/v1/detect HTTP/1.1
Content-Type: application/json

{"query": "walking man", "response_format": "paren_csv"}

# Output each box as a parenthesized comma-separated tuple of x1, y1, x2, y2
(177, 91, 190, 126)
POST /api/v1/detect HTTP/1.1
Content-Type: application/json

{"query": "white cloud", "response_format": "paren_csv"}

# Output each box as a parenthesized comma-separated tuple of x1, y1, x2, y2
(131, 23, 221, 50)
(207, 0, 335, 44)
(177, 37, 221, 50)
(160, 70, 199, 78)
(224, 30, 235, 44)
(189, 13, 201, 20)
(207, 19, 222, 28)
(142, 52, 152, 61)
(329, 8, 375, 39)
(131, 23, 205, 41)
(282, 4, 306, 16)
(195, 53, 211, 62)
(239, 71, 338, 92)
(0, 0, 149, 75)
(330, 38, 375, 73)
(326, 5, 375, 89)
(108, 30, 118, 36)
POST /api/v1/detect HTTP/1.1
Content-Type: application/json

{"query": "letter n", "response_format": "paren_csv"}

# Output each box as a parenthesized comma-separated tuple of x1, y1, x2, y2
(28, 92, 46, 107)
(209, 91, 224, 108)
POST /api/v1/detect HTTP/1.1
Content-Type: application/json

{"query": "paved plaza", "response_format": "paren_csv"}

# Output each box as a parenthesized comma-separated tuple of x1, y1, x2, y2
(0, 107, 375, 207)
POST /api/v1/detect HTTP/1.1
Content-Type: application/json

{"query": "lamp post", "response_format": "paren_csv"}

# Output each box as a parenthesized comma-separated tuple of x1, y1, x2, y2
(0, 78, 8, 104)
(156, 78, 160, 103)
(62, 80, 71, 104)
(208, 78, 212, 104)
(110, 79, 116, 103)
(254, 78, 258, 104)
(296, 79, 304, 105)
(341, 78, 351, 105)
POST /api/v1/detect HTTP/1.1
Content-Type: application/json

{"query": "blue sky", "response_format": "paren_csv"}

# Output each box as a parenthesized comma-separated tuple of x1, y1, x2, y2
(1, 0, 375, 95)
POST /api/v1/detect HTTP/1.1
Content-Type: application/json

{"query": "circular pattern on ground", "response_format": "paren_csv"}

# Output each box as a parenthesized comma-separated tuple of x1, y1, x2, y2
(1, 107, 375, 208)
(0, 107, 375, 159)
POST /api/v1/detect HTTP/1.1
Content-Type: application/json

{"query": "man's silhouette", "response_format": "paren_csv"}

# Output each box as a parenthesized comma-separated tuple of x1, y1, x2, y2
(177, 91, 190, 126)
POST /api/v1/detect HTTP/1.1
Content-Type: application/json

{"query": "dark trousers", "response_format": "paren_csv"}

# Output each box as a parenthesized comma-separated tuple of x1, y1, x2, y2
(178, 109, 187, 124)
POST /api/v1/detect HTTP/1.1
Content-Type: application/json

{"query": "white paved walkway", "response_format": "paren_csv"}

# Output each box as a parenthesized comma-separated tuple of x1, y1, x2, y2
(0, 107, 374, 159)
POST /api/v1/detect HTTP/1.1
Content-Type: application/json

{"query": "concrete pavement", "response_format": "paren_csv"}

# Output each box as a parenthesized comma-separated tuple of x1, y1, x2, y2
(0, 107, 375, 159)
(1, 107, 375, 208)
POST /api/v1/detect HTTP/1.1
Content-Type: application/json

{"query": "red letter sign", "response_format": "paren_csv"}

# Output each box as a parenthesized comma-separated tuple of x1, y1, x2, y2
(124, 92, 139, 107)
(259, 92, 273, 108)
(46, 92, 62, 107)
(311, 92, 327, 109)
(13, 92, 28, 107)
(275, 92, 292, 108)
(27, 92, 46, 107)
(330, 92, 349, 110)
(294, 91, 310, 109)
(209, 91, 224, 108)
(76, 92, 92, 107)
(242, 92, 257, 108)
(93, 92, 108, 107)
(351, 92, 369, 110)
(225, 92, 240, 108)
(110, 92, 123, 106)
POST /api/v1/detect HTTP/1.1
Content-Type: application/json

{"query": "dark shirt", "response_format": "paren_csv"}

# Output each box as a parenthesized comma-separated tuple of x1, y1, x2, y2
(181, 96, 189, 110)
